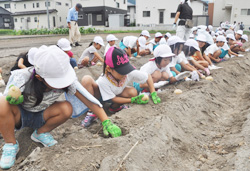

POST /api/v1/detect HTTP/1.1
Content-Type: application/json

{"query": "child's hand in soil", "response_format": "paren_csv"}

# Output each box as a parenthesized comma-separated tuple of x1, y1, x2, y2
(102, 119, 122, 138)
(131, 94, 148, 104)
(151, 92, 161, 104)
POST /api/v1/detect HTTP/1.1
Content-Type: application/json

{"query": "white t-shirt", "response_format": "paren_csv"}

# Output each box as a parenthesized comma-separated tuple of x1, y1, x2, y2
(122, 36, 138, 49)
(159, 38, 167, 45)
(140, 61, 173, 78)
(96, 70, 148, 101)
(204, 44, 220, 55)
(222, 43, 230, 51)
(147, 39, 159, 52)
(104, 43, 116, 56)
(169, 52, 187, 67)
(78, 45, 97, 64)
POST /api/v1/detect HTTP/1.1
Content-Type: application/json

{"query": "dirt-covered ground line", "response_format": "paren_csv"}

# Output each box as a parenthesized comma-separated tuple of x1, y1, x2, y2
(0, 34, 250, 171)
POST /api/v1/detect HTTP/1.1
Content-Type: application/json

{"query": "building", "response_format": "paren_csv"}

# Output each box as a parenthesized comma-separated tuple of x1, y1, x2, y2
(0, 6, 13, 29)
(127, 0, 136, 25)
(136, 0, 208, 27)
(0, 0, 71, 30)
(210, 0, 250, 28)
(72, 0, 127, 26)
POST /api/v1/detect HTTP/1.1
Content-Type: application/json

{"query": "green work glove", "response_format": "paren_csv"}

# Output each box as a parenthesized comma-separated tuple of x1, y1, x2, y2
(102, 119, 122, 138)
(6, 85, 24, 105)
(131, 94, 148, 104)
(151, 92, 161, 104)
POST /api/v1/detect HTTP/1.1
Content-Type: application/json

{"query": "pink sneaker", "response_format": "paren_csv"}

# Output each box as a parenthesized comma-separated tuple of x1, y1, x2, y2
(204, 68, 210, 76)
(91, 62, 96, 66)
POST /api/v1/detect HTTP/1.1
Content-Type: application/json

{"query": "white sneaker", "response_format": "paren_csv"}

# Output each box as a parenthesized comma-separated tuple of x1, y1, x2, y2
(224, 54, 230, 59)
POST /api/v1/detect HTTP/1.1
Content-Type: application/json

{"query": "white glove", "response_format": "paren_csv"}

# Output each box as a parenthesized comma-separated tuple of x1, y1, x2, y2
(230, 55, 235, 58)
(154, 81, 169, 89)
(245, 48, 250, 52)
(191, 71, 200, 81)
(173, 23, 176, 29)
(238, 54, 244, 57)
(185, 77, 192, 81)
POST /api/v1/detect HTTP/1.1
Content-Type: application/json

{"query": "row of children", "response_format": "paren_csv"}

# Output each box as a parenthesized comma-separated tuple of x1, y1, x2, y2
(0, 27, 248, 169)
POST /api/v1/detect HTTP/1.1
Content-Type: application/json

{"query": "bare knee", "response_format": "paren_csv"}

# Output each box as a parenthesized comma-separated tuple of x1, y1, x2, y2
(151, 70, 161, 83)
(60, 101, 72, 119)
(129, 88, 138, 97)
(161, 72, 169, 80)
(81, 75, 95, 87)
(81, 56, 90, 66)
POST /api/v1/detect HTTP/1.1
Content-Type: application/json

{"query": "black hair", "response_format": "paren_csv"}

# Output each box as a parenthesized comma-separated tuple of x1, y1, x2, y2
(22, 68, 68, 107)
(103, 55, 107, 76)
(11, 52, 29, 71)
(183, 45, 197, 56)
(170, 43, 184, 55)
(155, 57, 163, 65)
(88, 42, 94, 47)
(200, 43, 210, 55)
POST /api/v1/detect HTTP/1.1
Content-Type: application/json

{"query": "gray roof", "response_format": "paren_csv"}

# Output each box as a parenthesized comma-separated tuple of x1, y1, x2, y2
(0, 0, 11, 2)
(12, 9, 57, 16)
(0, 6, 11, 15)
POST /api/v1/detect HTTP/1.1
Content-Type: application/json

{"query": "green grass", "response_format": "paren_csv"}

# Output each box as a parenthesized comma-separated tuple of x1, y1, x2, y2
(0, 29, 15, 35)
(243, 31, 250, 35)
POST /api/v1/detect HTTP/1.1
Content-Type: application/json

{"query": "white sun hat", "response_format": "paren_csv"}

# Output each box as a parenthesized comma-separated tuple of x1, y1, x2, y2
(141, 30, 151, 38)
(185, 39, 200, 51)
(27, 47, 39, 65)
(236, 30, 243, 35)
(93, 36, 105, 46)
(241, 34, 248, 42)
(57, 38, 72, 51)
(165, 32, 172, 38)
(153, 44, 175, 59)
(216, 35, 227, 43)
(34, 45, 76, 89)
(155, 32, 163, 38)
(196, 34, 207, 42)
(167, 36, 185, 46)
(226, 34, 236, 41)
(106, 34, 118, 42)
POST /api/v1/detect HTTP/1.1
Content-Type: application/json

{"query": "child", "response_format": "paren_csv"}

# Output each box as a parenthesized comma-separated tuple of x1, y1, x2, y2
(104, 34, 118, 56)
(205, 35, 226, 63)
(119, 36, 146, 58)
(226, 34, 240, 57)
(140, 30, 151, 40)
(183, 39, 210, 75)
(57, 38, 77, 68)
(80, 47, 161, 127)
(10, 48, 38, 71)
(139, 44, 176, 86)
(160, 32, 172, 45)
(0, 45, 121, 169)
(147, 32, 163, 54)
(78, 36, 104, 68)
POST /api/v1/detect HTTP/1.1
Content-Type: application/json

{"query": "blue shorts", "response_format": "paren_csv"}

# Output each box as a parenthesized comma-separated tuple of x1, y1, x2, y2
(119, 41, 127, 50)
(171, 64, 182, 77)
(219, 49, 228, 58)
(16, 105, 45, 130)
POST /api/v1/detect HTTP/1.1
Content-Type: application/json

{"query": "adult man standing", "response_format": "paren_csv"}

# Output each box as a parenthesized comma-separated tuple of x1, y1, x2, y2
(173, 0, 193, 41)
(67, 3, 82, 46)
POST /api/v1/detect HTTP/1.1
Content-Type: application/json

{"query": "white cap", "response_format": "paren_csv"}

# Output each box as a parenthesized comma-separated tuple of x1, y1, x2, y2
(211, 31, 215, 36)
(153, 44, 175, 58)
(141, 30, 150, 38)
(208, 25, 213, 32)
(196, 34, 207, 42)
(189, 34, 194, 38)
(217, 31, 223, 35)
(34, 45, 76, 89)
(167, 36, 185, 46)
(165, 32, 171, 38)
(241, 34, 248, 42)
(93, 36, 105, 46)
(106, 34, 118, 42)
(216, 35, 227, 43)
(226, 34, 236, 41)
(197, 25, 207, 30)
(138, 36, 146, 48)
(236, 30, 243, 35)
(27, 47, 39, 65)
(185, 39, 200, 51)
(215, 33, 219, 36)
(192, 27, 198, 32)
(155, 32, 163, 38)
(57, 38, 72, 51)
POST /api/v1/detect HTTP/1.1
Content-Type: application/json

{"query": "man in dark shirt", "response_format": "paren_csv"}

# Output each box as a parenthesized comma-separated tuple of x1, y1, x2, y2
(173, 0, 193, 40)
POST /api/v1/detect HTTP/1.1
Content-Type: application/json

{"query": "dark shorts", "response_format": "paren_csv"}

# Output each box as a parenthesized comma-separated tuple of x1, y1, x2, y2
(16, 105, 45, 130)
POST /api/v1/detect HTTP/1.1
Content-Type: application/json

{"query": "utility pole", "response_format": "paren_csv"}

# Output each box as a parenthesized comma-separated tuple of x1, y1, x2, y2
(46, 0, 50, 29)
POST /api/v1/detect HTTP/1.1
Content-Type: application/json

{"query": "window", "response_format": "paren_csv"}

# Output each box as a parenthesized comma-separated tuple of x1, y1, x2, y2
(116, 2, 119, 8)
(78, 15, 83, 19)
(241, 9, 247, 15)
(56, 2, 62, 5)
(159, 11, 164, 24)
(96, 14, 102, 21)
(36, 3, 39, 8)
(24, 4, 26, 9)
(4, 18, 10, 22)
(14, 4, 16, 9)
(33, 3, 35, 8)
(171, 13, 176, 18)
(15, 18, 17, 22)
(65, 3, 69, 6)
(34, 17, 38, 22)
(143, 11, 150, 17)
(4, 4, 10, 8)
(124, 0, 126, 4)
(45, 2, 50, 7)
(27, 17, 30, 22)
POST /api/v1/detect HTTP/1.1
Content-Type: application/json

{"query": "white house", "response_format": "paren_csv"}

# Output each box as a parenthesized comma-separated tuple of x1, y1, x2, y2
(212, 0, 250, 28)
(136, 0, 207, 27)
(72, 0, 127, 26)
(0, 0, 71, 30)
(127, 1, 136, 25)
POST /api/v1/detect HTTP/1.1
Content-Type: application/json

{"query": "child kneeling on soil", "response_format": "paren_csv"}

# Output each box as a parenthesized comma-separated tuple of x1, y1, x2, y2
(119, 36, 146, 58)
(146, 32, 163, 55)
(81, 47, 161, 127)
(78, 36, 105, 68)
(104, 34, 118, 56)
(136, 44, 176, 89)
(0, 45, 121, 170)
(57, 38, 77, 68)
(205, 35, 227, 63)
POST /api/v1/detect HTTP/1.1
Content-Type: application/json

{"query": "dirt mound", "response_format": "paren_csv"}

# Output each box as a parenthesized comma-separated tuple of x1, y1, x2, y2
(1, 35, 250, 171)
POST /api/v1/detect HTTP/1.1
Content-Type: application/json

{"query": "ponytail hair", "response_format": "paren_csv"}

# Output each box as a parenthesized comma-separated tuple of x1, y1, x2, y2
(102, 56, 107, 76)
(88, 42, 94, 47)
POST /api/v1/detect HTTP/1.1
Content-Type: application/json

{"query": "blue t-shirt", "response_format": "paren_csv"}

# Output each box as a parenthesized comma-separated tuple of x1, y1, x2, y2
(67, 7, 78, 23)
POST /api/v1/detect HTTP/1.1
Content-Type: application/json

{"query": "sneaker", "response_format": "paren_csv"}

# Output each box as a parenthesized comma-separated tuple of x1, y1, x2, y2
(108, 104, 128, 113)
(75, 42, 82, 46)
(91, 62, 96, 66)
(31, 130, 58, 147)
(0, 142, 19, 169)
(81, 112, 98, 127)
(204, 68, 210, 76)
